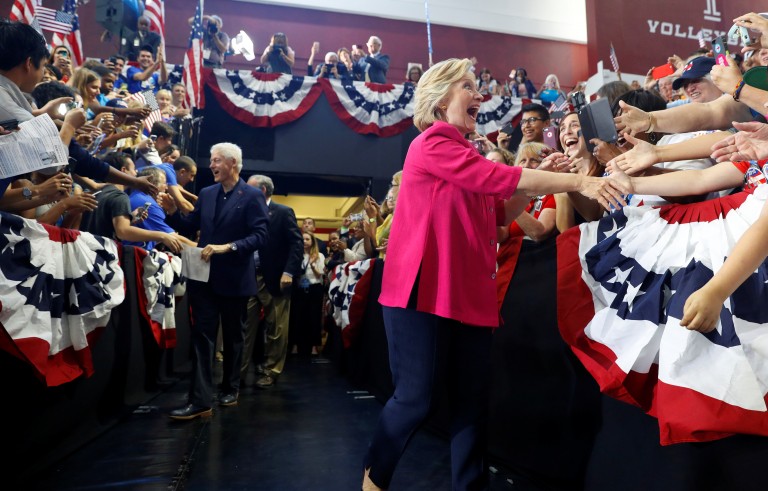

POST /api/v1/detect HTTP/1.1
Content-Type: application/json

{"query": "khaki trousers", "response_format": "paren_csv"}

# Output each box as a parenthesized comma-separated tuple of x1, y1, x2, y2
(241, 274, 292, 380)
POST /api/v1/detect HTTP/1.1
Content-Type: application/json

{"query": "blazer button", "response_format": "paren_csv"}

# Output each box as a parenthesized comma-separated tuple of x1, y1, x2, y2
(489, 206, 494, 213)
(491, 273, 496, 279)
(490, 239, 495, 246)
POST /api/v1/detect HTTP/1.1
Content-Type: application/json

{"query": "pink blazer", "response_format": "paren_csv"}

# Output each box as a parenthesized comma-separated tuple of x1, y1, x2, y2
(379, 121, 522, 327)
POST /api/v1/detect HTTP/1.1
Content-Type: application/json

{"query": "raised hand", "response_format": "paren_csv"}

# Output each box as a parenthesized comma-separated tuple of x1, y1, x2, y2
(613, 100, 650, 137)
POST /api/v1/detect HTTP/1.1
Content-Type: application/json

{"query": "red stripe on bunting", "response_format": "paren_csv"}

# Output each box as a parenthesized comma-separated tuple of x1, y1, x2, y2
(319, 78, 414, 137)
(658, 190, 750, 224)
(205, 70, 323, 128)
(364, 82, 396, 93)
(0, 324, 105, 386)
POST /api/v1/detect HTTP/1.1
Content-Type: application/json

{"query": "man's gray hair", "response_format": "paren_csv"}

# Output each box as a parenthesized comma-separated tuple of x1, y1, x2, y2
(138, 166, 164, 186)
(247, 174, 274, 197)
(210, 142, 242, 173)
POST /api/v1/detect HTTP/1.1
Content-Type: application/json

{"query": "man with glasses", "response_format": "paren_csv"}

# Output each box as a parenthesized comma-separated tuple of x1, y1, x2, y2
(519, 102, 550, 146)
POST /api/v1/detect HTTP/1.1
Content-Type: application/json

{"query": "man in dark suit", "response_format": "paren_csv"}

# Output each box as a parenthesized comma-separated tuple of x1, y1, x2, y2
(120, 15, 163, 62)
(169, 143, 269, 420)
(353, 35, 390, 84)
(241, 175, 304, 389)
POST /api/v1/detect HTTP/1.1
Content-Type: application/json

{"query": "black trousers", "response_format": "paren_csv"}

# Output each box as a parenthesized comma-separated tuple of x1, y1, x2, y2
(188, 282, 249, 407)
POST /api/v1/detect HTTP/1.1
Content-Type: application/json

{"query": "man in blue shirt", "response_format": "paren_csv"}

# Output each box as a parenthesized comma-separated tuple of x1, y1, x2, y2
(126, 167, 177, 250)
(126, 45, 167, 94)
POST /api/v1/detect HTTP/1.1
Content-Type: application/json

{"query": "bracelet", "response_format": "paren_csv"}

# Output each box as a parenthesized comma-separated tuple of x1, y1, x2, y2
(732, 79, 746, 101)
(368, 217, 376, 223)
(647, 113, 656, 133)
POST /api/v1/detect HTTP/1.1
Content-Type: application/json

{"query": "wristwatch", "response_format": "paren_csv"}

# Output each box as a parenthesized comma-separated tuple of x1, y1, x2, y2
(22, 187, 32, 200)
(229, 243, 238, 252)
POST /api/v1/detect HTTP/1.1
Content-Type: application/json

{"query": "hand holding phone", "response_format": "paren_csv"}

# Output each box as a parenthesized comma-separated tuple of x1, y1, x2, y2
(712, 35, 729, 66)
(0, 119, 19, 131)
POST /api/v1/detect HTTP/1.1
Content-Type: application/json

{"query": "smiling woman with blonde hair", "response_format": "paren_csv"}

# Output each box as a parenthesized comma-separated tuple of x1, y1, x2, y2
(361, 58, 626, 491)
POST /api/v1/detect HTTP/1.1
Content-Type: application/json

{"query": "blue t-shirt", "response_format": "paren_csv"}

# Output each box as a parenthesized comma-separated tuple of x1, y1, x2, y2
(125, 190, 173, 250)
(126, 66, 160, 94)
(156, 162, 178, 186)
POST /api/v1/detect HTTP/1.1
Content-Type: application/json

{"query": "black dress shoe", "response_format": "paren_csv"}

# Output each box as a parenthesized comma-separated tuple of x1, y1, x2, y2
(169, 404, 213, 420)
(219, 392, 238, 407)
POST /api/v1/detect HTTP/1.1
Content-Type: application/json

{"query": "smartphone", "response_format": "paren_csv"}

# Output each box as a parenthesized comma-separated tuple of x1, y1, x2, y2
(0, 118, 19, 131)
(542, 125, 559, 149)
(713, 35, 729, 66)
(651, 63, 676, 80)
(578, 97, 618, 153)
(141, 201, 152, 212)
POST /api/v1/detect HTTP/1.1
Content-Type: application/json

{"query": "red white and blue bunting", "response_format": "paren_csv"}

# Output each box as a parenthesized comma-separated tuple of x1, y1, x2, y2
(171, 67, 528, 137)
(320, 79, 416, 137)
(204, 70, 322, 127)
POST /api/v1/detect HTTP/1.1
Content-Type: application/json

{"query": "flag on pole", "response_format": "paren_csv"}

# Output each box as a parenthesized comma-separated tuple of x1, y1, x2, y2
(183, 0, 205, 108)
(10, 0, 37, 25)
(609, 43, 620, 73)
(10, 0, 43, 35)
(50, 0, 83, 66)
(35, 6, 73, 35)
(144, 0, 166, 60)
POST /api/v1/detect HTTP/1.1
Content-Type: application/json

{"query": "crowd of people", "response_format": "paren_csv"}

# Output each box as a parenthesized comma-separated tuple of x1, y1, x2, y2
(8, 4, 768, 489)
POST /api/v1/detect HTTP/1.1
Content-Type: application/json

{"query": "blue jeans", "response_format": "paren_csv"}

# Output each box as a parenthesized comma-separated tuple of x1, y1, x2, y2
(365, 307, 493, 490)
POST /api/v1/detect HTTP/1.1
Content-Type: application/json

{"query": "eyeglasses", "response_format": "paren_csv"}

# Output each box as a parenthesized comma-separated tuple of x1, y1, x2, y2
(520, 117, 546, 126)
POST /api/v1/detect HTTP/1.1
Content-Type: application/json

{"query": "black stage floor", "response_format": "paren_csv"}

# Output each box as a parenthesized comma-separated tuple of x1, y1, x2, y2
(28, 357, 521, 490)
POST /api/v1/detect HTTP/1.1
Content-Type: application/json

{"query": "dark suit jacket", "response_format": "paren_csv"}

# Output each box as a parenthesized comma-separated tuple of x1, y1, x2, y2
(170, 178, 269, 297)
(121, 30, 163, 61)
(260, 201, 303, 297)
(359, 53, 390, 84)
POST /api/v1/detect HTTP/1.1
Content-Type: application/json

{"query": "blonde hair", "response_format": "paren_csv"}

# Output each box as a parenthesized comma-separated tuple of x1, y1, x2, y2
(515, 142, 548, 167)
(487, 149, 514, 165)
(392, 170, 403, 186)
(413, 58, 474, 132)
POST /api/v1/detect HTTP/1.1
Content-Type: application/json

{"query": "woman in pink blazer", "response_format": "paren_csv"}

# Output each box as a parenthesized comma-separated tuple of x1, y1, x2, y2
(362, 58, 625, 491)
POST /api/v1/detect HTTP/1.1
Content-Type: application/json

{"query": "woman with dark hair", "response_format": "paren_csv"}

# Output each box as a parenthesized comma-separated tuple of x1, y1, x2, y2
(289, 231, 325, 359)
(503, 67, 537, 98)
(260, 32, 295, 74)
(477, 68, 498, 95)
(49, 45, 73, 82)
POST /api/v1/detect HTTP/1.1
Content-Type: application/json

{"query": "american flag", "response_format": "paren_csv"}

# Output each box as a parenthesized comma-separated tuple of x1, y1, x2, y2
(125, 90, 163, 132)
(144, 0, 166, 61)
(35, 6, 73, 35)
(558, 189, 768, 445)
(50, 0, 83, 66)
(9, 0, 42, 34)
(609, 43, 620, 73)
(183, 0, 205, 108)
(548, 93, 570, 115)
(0, 212, 124, 386)
(697, 29, 707, 49)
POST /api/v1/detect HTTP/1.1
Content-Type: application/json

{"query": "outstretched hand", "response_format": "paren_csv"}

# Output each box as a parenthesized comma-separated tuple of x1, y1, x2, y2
(579, 175, 629, 211)
(710, 121, 768, 162)
(605, 133, 659, 175)
(613, 101, 650, 137)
